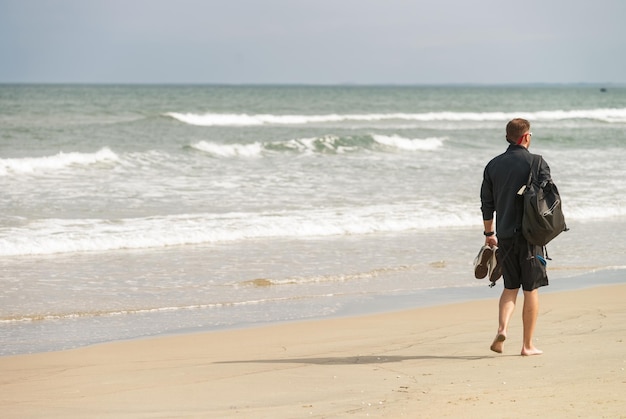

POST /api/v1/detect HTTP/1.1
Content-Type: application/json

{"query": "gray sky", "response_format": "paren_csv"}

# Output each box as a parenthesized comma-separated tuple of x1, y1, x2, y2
(1, 0, 625, 84)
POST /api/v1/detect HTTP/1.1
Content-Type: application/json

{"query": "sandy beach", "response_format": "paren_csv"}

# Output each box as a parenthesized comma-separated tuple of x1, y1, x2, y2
(1, 283, 625, 418)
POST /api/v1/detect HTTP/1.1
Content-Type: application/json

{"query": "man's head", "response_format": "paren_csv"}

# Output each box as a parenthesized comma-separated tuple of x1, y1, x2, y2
(506, 118, 531, 147)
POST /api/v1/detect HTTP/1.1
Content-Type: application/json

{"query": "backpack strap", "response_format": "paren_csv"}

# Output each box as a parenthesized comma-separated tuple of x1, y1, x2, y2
(526, 155, 542, 189)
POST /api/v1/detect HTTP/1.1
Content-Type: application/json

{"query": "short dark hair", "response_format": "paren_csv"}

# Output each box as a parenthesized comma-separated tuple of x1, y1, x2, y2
(506, 118, 530, 143)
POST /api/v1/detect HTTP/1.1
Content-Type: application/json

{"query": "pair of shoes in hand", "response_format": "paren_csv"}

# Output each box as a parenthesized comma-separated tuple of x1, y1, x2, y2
(474, 245, 501, 283)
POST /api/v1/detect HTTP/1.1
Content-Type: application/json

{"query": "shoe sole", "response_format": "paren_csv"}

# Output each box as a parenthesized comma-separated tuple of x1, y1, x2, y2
(489, 248, 502, 283)
(474, 246, 493, 279)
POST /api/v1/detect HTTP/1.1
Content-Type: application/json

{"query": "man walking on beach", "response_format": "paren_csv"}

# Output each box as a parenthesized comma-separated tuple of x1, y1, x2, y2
(480, 118, 550, 356)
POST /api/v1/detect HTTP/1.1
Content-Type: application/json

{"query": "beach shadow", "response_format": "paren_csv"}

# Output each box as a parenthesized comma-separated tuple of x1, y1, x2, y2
(215, 354, 491, 365)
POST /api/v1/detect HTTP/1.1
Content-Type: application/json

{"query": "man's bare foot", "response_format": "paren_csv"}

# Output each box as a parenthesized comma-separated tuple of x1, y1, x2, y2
(490, 333, 506, 353)
(521, 346, 543, 356)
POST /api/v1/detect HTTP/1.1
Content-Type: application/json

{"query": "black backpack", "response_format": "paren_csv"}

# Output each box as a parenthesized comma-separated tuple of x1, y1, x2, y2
(520, 156, 568, 246)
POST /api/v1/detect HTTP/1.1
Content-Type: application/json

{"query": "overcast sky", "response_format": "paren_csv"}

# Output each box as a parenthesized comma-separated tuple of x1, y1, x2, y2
(1, 0, 625, 84)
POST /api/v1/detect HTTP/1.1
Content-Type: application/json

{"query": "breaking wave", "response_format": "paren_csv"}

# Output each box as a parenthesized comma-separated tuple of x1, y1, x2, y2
(0, 148, 119, 176)
(190, 134, 445, 157)
(166, 108, 626, 126)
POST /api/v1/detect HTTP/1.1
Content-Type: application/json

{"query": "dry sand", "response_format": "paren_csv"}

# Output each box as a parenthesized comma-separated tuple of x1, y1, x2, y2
(1, 284, 625, 418)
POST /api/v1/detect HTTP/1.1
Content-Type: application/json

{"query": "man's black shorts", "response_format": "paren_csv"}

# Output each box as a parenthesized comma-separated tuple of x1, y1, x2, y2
(498, 235, 549, 291)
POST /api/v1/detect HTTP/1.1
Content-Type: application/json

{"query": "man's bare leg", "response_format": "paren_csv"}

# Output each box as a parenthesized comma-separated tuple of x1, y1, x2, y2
(491, 288, 518, 353)
(521, 289, 543, 356)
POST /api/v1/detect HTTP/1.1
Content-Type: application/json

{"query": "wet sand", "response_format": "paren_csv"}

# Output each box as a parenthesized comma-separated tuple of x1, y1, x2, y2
(1, 283, 625, 418)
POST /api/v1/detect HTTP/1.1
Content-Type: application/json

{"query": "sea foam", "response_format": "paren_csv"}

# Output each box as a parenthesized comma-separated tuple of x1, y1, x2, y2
(191, 141, 264, 157)
(372, 135, 444, 151)
(1, 197, 620, 256)
(0, 204, 478, 256)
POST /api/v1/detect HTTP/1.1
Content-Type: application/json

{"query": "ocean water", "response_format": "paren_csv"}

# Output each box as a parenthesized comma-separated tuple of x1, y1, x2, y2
(1, 84, 625, 356)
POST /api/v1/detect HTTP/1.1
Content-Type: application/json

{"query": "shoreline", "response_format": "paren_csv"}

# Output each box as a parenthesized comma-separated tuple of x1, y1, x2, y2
(2, 267, 625, 358)
(335, 266, 626, 316)
(127, 266, 626, 347)
(1, 280, 625, 417)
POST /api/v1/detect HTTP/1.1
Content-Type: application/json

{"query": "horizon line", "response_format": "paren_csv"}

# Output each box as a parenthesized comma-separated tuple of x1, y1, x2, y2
(0, 81, 624, 88)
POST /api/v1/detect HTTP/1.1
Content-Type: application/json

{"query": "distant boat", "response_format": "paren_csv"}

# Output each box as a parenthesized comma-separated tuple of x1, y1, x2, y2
(600, 87, 607, 92)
